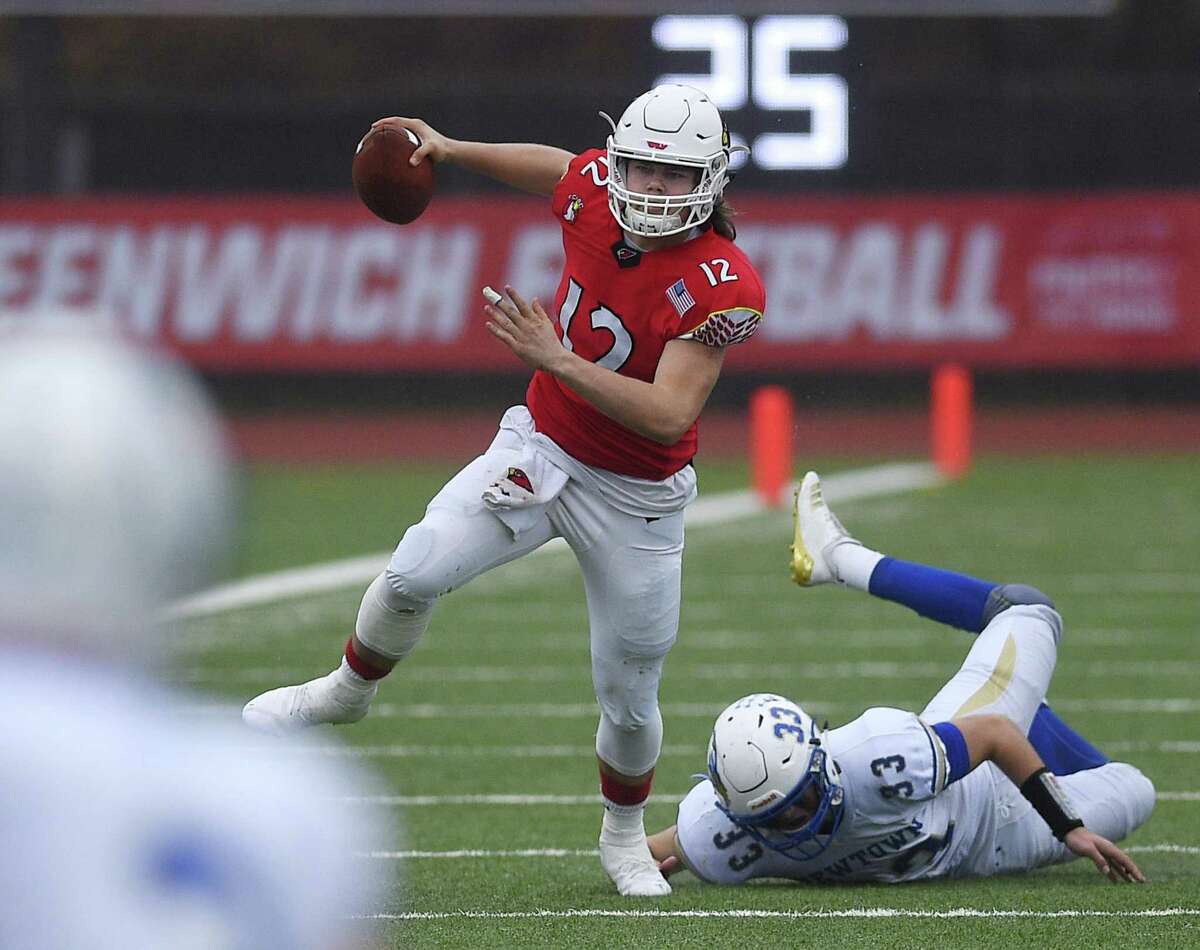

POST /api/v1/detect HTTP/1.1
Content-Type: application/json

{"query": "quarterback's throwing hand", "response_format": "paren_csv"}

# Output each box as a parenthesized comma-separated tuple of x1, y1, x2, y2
(369, 116, 450, 166)
(483, 285, 566, 373)
(1063, 827, 1146, 883)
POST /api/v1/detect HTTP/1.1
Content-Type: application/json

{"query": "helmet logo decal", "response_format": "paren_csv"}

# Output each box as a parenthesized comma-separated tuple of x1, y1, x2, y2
(749, 790, 782, 811)
(563, 194, 584, 223)
(646, 141, 669, 150)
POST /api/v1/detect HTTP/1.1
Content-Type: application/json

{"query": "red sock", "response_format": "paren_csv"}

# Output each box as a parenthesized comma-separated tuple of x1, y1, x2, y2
(343, 636, 390, 681)
(600, 768, 654, 807)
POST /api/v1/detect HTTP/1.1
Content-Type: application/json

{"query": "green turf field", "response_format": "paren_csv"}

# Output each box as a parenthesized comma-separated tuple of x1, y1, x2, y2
(177, 455, 1199, 949)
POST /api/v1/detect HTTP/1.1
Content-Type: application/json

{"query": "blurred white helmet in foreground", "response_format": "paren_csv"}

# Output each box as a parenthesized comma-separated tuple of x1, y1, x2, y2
(0, 320, 233, 659)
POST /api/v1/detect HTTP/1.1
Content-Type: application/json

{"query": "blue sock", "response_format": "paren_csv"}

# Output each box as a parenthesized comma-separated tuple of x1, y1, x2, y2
(1027, 703, 1109, 775)
(867, 557, 997, 633)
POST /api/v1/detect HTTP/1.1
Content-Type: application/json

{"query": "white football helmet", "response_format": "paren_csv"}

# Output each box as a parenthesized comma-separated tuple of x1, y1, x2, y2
(602, 84, 739, 238)
(0, 318, 234, 661)
(707, 693, 845, 860)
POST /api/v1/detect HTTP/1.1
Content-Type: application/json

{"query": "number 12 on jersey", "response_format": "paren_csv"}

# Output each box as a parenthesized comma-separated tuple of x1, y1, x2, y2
(699, 258, 738, 286)
(558, 278, 633, 372)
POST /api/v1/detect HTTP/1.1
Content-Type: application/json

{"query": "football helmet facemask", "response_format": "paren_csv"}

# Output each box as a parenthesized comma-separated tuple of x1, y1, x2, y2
(601, 84, 742, 238)
(707, 693, 845, 860)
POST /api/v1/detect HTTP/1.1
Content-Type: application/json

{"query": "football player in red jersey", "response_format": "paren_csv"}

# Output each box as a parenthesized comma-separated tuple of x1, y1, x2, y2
(243, 84, 766, 897)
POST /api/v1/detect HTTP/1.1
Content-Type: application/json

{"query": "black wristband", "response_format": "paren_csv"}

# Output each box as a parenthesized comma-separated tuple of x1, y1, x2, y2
(1020, 766, 1085, 841)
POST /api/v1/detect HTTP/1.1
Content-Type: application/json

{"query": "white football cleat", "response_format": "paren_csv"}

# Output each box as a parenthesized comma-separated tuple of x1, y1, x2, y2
(790, 470, 857, 586)
(599, 833, 672, 897)
(242, 668, 377, 736)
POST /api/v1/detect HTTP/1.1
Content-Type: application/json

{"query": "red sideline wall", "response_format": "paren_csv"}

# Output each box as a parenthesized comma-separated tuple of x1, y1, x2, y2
(227, 407, 1200, 463)
(2, 191, 1198, 371)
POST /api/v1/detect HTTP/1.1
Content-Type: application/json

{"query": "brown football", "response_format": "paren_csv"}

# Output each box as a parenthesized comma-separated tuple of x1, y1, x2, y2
(352, 126, 434, 225)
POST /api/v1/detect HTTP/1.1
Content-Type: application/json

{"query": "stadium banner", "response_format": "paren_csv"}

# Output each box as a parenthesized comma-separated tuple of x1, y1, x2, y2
(1, 192, 1197, 371)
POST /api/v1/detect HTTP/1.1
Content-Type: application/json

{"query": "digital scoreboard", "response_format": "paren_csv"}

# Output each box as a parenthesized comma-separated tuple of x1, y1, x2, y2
(652, 15, 850, 172)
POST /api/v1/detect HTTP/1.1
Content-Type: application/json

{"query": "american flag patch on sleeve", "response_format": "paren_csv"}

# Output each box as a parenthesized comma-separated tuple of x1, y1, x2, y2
(666, 279, 696, 317)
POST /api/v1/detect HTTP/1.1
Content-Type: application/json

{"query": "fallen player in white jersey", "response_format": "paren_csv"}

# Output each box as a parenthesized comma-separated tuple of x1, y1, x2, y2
(648, 471, 1152, 886)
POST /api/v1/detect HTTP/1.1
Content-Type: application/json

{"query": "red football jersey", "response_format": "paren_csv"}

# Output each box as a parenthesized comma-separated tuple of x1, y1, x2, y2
(526, 148, 766, 480)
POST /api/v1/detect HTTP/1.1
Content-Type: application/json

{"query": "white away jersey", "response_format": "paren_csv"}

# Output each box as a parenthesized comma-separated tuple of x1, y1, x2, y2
(677, 707, 997, 884)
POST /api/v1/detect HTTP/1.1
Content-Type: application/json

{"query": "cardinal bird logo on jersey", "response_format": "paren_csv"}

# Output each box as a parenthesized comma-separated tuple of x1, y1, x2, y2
(505, 467, 534, 494)
(563, 194, 584, 223)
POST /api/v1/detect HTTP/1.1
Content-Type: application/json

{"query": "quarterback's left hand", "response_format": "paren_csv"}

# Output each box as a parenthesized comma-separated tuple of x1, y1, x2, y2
(484, 285, 566, 373)
(1063, 827, 1146, 883)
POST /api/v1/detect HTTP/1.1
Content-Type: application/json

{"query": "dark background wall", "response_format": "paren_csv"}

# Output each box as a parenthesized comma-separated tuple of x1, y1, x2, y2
(2, 4, 1197, 413)
(3, 4, 1199, 197)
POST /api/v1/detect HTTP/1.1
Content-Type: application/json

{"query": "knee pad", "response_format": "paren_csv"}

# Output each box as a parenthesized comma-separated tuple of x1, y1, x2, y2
(354, 571, 433, 661)
(595, 706, 664, 777)
(591, 655, 664, 731)
(982, 583, 1056, 628)
(378, 564, 435, 612)
(592, 655, 665, 775)
(386, 522, 448, 603)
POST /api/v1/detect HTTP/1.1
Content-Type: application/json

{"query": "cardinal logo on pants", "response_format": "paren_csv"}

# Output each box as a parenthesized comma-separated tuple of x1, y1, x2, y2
(505, 467, 534, 494)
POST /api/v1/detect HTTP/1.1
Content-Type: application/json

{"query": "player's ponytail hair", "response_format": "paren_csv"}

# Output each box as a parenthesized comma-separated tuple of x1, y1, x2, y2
(709, 197, 737, 241)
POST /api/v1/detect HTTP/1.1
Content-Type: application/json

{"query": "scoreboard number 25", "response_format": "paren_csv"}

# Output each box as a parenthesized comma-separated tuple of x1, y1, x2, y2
(652, 15, 849, 172)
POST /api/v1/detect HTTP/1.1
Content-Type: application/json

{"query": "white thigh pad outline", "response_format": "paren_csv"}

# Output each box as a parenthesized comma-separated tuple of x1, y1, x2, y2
(921, 604, 1061, 733)
(386, 450, 558, 602)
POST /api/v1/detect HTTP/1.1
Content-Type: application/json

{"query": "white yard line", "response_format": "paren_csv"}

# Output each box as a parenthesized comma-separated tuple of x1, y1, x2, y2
(245, 744, 697, 758)
(166, 553, 389, 620)
(343, 792, 1200, 806)
(178, 700, 1200, 723)
(367, 907, 1200, 920)
(1052, 574, 1200, 595)
(178, 624, 1187, 653)
(170, 653, 1200, 692)
(346, 794, 681, 806)
(1128, 844, 1200, 853)
(1053, 699, 1200, 714)
(166, 461, 941, 619)
(248, 740, 1200, 760)
(1105, 741, 1200, 753)
(367, 843, 1198, 861)
(368, 849, 601, 859)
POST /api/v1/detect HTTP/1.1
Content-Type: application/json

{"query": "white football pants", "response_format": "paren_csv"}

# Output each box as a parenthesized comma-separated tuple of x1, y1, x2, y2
(920, 603, 1061, 732)
(921, 603, 1155, 873)
(365, 431, 684, 778)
